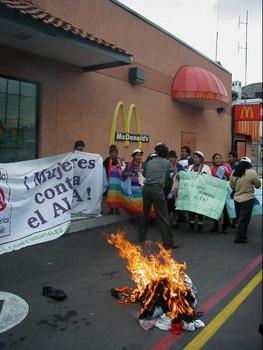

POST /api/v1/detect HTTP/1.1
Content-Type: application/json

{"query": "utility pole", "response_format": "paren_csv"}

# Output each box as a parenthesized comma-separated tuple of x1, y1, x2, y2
(215, 0, 220, 61)
(238, 11, 248, 86)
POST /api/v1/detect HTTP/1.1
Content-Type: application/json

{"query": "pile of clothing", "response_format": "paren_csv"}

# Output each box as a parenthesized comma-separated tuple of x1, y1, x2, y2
(111, 274, 205, 332)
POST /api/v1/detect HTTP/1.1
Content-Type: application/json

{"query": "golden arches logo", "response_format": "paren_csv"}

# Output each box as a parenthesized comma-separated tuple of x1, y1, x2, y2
(109, 101, 145, 149)
(240, 106, 253, 120)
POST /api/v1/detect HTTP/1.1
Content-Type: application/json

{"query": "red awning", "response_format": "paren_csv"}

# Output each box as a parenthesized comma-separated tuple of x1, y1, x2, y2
(171, 66, 229, 109)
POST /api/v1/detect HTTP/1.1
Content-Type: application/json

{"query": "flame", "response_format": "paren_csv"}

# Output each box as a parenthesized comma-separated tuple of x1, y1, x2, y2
(107, 230, 194, 320)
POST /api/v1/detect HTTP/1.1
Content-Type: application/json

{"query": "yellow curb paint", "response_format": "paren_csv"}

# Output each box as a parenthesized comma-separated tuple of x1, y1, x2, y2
(183, 270, 262, 350)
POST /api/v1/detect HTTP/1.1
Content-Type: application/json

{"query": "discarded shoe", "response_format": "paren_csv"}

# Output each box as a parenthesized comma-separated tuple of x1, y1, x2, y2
(182, 321, 195, 332)
(42, 287, 67, 301)
(193, 319, 205, 328)
(155, 314, 172, 330)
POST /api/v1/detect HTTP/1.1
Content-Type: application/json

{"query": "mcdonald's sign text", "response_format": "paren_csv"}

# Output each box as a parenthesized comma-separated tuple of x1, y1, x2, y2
(115, 132, 149, 143)
(110, 101, 149, 148)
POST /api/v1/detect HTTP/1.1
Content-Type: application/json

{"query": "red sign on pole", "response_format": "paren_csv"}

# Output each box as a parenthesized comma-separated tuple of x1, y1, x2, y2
(235, 104, 263, 121)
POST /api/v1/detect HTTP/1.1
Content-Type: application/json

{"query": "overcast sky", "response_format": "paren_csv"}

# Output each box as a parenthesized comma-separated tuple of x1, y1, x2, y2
(118, 0, 262, 86)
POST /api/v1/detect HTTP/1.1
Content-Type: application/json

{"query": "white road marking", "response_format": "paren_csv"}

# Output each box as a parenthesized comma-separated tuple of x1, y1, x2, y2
(0, 291, 29, 333)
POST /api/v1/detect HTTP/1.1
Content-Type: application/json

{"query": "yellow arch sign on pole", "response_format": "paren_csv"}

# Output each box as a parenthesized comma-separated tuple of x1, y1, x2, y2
(109, 101, 143, 149)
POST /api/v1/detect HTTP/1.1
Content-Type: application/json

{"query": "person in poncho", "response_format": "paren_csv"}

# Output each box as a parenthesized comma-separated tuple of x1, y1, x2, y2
(122, 149, 145, 222)
(103, 144, 125, 215)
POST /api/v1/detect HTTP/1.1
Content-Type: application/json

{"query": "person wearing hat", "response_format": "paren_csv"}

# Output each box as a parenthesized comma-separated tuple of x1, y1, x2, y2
(188, 151, 211, 232)
(230, 156, 261, 243)
(122, 149, 145, 221)
(145, 143, 166, 163)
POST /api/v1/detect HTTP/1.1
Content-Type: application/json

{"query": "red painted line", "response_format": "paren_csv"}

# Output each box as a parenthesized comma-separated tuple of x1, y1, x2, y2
(150, 254, 262, 350)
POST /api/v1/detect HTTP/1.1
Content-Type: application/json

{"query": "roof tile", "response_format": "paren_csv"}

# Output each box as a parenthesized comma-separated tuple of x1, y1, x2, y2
(0, 0, 132, 56)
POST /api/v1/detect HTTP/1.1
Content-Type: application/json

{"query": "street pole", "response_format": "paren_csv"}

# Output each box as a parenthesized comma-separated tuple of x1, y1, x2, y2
(238, 11, 249, 88)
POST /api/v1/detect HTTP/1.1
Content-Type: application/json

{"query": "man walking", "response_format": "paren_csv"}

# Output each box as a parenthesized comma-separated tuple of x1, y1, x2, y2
(138, 144, 179, 250)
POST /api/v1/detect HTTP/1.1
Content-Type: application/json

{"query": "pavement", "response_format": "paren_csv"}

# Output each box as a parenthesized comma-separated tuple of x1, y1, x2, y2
(0, 214, 262, 350)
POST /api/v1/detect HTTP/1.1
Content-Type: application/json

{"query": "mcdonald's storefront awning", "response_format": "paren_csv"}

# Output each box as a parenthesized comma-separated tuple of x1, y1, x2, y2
(171, 66, 229, 110)
(234, 103, 263, 141)
(0, 0, 133, 71)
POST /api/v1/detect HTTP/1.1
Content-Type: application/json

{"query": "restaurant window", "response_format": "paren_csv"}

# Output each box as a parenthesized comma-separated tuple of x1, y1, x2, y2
(0, 76, 39, 163)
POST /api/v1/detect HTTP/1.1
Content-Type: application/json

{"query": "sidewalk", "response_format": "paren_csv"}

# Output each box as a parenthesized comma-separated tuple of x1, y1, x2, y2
(66, 198, 128, 234)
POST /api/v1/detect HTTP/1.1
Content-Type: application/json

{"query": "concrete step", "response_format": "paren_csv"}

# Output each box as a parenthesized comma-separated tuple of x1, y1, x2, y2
(66, 213, 129, 234)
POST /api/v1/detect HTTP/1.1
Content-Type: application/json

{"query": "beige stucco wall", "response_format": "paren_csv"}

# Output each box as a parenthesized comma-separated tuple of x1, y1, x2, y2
(1, 0, 234, 162)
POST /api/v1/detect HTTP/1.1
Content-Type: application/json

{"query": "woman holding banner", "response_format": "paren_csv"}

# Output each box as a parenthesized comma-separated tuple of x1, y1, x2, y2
(188, 151, 211, 232)
(210, 153, 232, 233)
(230, 157, 261, 243)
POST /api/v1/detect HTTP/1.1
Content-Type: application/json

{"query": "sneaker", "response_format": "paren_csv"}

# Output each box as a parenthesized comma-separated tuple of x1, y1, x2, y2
(182, 321, 195, 332)
(193, 319, 205, 328)
(155, 314, 172, 330)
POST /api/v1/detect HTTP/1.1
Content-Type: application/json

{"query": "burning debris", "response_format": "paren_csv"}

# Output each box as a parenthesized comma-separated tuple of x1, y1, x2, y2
(107, 231, 205, 332)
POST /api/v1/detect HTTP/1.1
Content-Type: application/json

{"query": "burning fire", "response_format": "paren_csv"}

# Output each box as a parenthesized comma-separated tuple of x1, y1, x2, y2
(107, 231, 195, 320)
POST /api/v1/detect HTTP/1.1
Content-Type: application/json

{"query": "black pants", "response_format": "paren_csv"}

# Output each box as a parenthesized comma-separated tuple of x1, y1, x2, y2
(213, 205, 229, 229)
(138, 184, 174, 248)
(234, 199, 254, 241)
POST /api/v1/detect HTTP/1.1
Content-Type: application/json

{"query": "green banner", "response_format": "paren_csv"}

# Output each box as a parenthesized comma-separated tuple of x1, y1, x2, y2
(176, 172, 229, 220)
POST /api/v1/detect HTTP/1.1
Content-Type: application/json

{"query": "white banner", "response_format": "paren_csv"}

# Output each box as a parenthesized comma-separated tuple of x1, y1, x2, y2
(0, 151, 103, 255)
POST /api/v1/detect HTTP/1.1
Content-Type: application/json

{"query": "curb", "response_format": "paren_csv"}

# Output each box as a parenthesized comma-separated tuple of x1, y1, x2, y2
(66, 214, 129, 234)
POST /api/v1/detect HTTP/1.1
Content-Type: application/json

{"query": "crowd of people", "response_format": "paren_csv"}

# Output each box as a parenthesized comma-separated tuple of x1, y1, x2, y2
(73, 140, 261, 249)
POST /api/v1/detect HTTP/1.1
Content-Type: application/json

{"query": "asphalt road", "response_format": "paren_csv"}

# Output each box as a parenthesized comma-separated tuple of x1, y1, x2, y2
(0, 215, 262, 350)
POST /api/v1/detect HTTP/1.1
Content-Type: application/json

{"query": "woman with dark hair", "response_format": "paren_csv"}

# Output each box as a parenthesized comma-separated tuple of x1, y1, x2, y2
(230, 156, 261, 243)
(122, 149, 145, 221)
(210, 153, 232, 233)
(103, 145, 126, 215)
(73, 140, 85, 151)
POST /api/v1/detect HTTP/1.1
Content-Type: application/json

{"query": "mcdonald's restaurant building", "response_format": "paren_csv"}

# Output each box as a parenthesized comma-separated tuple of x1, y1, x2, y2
(0, 0, 237, 164)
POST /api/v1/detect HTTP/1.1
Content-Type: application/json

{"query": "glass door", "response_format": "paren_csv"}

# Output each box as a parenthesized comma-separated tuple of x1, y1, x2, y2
(0, 76, 39, 163)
